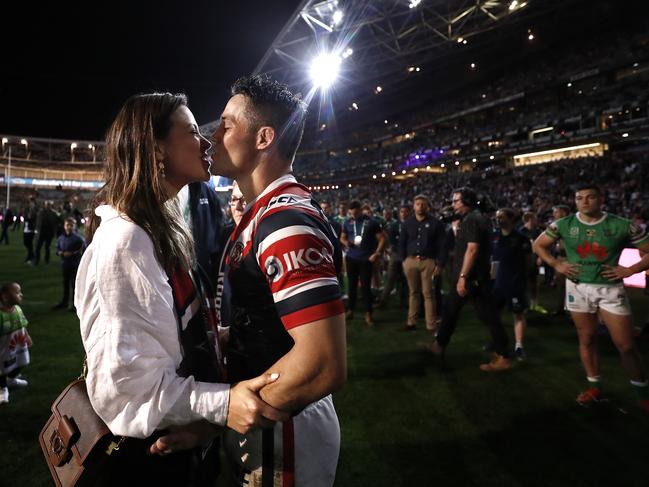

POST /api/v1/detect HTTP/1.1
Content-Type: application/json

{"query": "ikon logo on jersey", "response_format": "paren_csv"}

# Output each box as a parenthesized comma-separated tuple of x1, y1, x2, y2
(264, 247, 334, 282)
(576, 241, 608, 260)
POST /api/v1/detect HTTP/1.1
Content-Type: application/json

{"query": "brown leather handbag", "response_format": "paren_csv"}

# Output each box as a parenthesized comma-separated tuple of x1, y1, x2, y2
(39, 378, 124, 487)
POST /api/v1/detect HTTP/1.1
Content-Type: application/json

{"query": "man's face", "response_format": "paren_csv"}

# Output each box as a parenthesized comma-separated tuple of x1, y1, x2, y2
(349, 207, 361, 219)
(451, 192, 469, 215)
(338, 204, 347, 217)
(575, 189, 603, 216)
(362, 207, 372, 217)
(399, 207, 410, 221)
(496, 210, 512, 229)
(414, 198, 429, 217)
(64, 221, 74, 234)
(210, 94, 259, 179)
(229, 183, 246, 226)
(320, 202, 332, 217)
(552, 208, 567, 221)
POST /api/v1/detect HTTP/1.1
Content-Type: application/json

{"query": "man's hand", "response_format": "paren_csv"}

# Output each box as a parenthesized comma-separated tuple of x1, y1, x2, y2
(456, 277, 468, 297)
(369, 252, 379, 263)
(554, 260, 580, 279)
(601, 264, 633, 281)
(227, 373, 290, 434)
(433, 264, 442, 277)
(149, 420, 220, 456)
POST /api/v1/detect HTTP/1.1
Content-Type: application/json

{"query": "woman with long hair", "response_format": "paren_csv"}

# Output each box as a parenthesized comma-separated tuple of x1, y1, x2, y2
(76, 93, 287, 486)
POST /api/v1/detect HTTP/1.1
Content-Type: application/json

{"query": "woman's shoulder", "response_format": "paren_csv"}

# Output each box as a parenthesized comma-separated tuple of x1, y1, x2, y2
(94, 206, 153, 252)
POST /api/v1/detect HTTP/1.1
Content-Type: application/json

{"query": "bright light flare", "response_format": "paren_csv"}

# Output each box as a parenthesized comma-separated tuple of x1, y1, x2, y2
(332, 10, 343, 25)
(310, 52, 342, 89)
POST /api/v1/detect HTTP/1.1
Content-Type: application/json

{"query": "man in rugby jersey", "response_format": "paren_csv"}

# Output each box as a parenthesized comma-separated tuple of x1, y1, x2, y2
(207, 75, 346, 486)
(534, 183, 649, 413)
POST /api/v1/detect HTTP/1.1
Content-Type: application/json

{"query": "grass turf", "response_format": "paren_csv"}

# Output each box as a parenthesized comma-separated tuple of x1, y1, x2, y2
(1, 234, 649, 486)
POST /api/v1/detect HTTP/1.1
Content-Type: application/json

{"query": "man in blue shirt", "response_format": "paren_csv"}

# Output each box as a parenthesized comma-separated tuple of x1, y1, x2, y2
(492, 208, 532, 360)
(340, 200, 385, 326)
(53, 217, 85, 311)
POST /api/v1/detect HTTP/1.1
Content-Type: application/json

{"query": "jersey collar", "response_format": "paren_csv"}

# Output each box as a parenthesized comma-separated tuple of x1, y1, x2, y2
(576, 211, 607, 226)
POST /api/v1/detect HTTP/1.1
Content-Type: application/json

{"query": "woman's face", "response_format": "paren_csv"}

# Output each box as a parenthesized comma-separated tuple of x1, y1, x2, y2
(159, 105, 213, 193)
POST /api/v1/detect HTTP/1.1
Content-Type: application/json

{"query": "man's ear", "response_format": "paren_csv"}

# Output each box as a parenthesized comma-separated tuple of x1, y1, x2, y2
(256, 126, 276, 151)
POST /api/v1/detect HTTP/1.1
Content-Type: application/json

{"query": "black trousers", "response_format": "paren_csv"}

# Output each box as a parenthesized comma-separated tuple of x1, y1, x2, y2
(0, 225, 9, 244)
(34, 233, 53, 264)
(60, 266, 78, 307)
(436, 279, 509, 357)
(346, 257, 373, 313)
(23, 233, 35, 262)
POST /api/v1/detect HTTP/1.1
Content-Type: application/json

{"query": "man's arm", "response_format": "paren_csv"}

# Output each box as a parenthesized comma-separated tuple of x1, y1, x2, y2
(369, 231, 385, 263)
(456, 242, 479, 297)
(340, 225, 350, 250)
(532, 233, 579, 279)
(601, 240, 649, 281)
(258, 313, 346, 412)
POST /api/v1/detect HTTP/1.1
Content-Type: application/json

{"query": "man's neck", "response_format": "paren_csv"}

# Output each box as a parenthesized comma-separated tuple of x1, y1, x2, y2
(238, 159, 292, 202)
(578, 210, 604, 223)
(500, 227, 512, 236)
(415, 213, 427, 221)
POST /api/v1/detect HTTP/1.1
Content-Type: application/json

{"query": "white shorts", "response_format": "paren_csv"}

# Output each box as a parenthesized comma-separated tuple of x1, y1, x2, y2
(222, 394, 340, 487)
(565, 280, 631, 316)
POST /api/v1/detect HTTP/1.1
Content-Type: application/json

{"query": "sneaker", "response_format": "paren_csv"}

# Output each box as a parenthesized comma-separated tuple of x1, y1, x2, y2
(422, 340, 445, 357)
(345, 310, 354, 320)
(401, 324, 417, 332)
(479, 354, 512, 372)
(364, 312, 375, 327)
(531, 304, 548, 315)
(7, 377, 28, 388)
(0, 387, 8, 404)
(576, 387, 602, 406)
(514, 347, 527, 361)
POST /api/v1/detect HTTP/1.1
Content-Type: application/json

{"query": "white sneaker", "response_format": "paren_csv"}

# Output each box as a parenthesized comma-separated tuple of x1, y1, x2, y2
(7, 377, 28, 388)
(0, 387, 8, 404)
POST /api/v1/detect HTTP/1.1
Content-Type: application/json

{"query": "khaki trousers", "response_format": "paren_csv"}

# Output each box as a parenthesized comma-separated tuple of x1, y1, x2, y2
(403, 256, 437, 329)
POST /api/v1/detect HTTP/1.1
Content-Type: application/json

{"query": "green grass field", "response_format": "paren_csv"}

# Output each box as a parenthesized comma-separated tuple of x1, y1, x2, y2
(2, 234, 649, 487)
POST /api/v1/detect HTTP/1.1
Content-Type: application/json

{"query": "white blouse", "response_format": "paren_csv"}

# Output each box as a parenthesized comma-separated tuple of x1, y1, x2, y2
(75, 205, 229, 438)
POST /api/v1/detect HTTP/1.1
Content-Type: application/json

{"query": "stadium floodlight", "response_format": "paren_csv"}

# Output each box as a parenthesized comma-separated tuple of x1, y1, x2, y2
(402, 169, 406, 174)
(332, 10, 343, 25)
(622, 133, 629, 138)
(1, 138, 8, 146)
(310, 52, 342, 89)
(70, 143, 78, 150)
(20, 139, 28, 146)
(457, 37, 464, 43)
(409, 0, 422, 8)
(440, 163, 445, 168)
(509, 1, 519, 10)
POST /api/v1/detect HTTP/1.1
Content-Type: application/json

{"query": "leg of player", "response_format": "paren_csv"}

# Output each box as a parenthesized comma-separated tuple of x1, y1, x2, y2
(513, 311, 527, 360)
(572, 312, 602, 404)
(599, 308, 649, 411)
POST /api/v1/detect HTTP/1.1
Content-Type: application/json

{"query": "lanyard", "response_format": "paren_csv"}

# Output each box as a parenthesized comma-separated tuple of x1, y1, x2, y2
(354, 218, 367, 238)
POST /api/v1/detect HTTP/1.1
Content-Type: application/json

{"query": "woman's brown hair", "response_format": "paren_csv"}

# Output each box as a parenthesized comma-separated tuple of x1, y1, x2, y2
(87, 93, 194, 272)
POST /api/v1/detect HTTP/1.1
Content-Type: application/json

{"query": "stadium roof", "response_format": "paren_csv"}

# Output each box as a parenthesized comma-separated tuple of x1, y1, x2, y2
(200, 0, 585, 135)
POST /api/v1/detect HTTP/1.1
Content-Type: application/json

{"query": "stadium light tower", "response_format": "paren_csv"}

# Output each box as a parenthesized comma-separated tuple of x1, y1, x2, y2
(310, 52, 342, 89)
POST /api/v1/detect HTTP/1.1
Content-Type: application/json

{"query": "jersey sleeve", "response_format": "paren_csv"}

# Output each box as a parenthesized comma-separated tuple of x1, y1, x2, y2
(543, 220, 563, 240)
(629, 221, 649, 247)
(255, 209, 344, 330)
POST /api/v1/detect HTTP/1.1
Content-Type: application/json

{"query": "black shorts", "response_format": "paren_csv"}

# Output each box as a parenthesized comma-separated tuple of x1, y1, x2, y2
(494, 289, 529, 314)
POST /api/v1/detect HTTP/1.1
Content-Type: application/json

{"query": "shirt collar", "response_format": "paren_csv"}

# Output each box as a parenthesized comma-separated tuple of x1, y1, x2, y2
(242, 173, 297, 214)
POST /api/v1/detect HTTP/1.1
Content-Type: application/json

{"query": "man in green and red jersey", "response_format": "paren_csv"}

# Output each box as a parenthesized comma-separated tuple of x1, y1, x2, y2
(534, 183, 649, 413)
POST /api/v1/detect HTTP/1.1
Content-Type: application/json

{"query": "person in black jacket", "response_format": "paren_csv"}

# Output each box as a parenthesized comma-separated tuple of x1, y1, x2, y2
(426, 187, 512, 372)
(399, 195, 445, 332)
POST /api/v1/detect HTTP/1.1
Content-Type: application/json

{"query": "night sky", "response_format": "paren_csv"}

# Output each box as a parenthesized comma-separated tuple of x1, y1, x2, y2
(0, 1, 301, 141)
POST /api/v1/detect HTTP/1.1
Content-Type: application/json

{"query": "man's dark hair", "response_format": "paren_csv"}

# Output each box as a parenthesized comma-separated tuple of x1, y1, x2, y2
(553, 204, 570, 214)
(497, 208, 517, 221)
(522, 212, 537, 223)
(453, 187, 477, 208)
(231, 75, 308, 162)
(349, 200, 362, 210)
(574, 182, 602, 195)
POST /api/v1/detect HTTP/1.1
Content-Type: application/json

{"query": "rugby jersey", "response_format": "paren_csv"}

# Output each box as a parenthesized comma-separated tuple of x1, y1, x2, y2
(224, 174, 343, 382)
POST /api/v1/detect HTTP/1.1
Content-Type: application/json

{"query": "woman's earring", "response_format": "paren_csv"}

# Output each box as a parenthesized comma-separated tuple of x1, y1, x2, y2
(158, 161, 166, 179)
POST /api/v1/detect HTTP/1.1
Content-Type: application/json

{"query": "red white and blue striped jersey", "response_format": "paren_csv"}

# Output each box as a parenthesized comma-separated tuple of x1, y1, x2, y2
(225, 174, 343, 382)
